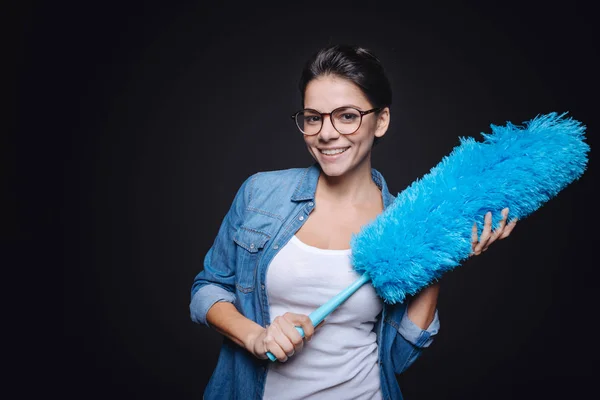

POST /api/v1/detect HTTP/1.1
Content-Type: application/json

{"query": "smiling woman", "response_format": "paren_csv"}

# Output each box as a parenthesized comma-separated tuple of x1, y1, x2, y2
(299, 75, 389, 179)
(189, 44, 516, 400)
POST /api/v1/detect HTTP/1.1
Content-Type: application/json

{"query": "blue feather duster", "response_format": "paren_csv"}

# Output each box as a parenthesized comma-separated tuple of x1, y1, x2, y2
(266, 111, 589, 361)
(351, 111, 590, 304)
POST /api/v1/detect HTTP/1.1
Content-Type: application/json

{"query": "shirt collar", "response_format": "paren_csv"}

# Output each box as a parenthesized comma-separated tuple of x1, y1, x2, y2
(291, 163, 396, 208)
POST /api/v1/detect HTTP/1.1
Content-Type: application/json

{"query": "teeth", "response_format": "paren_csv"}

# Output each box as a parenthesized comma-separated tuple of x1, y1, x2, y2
(320, 148, 348, 155)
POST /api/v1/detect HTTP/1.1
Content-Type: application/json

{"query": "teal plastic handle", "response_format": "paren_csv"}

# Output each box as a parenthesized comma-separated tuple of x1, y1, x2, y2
(266, 272, 371, 362)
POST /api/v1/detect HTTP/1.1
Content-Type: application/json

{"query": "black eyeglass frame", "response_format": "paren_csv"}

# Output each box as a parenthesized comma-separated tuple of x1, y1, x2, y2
(290, 106, 383, 135)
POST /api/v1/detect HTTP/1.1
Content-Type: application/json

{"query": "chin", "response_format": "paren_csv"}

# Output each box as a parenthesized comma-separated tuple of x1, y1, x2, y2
(317, 162, 350, 177)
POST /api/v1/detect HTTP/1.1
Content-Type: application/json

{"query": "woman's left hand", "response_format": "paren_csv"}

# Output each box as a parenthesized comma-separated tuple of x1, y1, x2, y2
(471, 207, 517, 256)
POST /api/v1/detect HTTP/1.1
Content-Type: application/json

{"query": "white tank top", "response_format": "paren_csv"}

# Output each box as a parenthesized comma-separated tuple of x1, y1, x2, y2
(263, 235, 383, 400)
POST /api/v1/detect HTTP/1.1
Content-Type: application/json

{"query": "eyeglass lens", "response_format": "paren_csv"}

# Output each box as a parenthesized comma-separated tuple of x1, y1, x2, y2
(296, 107, 363, 135)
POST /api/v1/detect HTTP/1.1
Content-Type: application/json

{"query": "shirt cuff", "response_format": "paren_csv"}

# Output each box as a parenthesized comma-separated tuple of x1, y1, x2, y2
(190, 284, 236, 326)
(398, 306, 440, 348)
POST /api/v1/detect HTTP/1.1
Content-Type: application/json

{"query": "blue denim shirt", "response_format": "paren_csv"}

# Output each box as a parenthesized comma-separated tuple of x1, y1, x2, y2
(190, 164, 440, 400)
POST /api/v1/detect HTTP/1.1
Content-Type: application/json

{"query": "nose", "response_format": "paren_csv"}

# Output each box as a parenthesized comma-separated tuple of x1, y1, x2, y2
(318, 115, 341, 141)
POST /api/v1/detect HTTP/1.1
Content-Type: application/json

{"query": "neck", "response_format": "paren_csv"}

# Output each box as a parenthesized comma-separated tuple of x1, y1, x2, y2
(316, 160, 377, 205)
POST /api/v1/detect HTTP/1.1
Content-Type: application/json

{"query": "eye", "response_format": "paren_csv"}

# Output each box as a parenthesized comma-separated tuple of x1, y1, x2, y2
(304, 115, 322, 125)
(334, 110, 360, 124)
(340, 113, 358, 121)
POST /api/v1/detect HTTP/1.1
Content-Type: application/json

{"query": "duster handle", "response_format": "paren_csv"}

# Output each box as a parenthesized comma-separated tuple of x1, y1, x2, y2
(266, 272, 371, 362)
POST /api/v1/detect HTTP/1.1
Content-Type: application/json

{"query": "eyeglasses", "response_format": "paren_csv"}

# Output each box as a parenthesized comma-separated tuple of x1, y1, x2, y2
(291, 106, 382, 136)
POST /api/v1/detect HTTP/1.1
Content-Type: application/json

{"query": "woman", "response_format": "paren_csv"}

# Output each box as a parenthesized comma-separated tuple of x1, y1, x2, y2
(190, 44, 517, 399)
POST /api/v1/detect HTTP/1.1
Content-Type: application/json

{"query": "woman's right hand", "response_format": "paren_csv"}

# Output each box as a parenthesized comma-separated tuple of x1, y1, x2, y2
(245, 312, 315, 362)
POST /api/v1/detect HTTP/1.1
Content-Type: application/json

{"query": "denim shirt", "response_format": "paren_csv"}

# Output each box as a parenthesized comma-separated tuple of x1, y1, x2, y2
(190, 164, 440, 400)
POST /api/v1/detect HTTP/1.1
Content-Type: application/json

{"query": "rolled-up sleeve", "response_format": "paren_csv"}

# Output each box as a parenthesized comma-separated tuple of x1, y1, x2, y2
(386, 302, 440, 375)
(398, 306, 440, 348)
(189, 175, 253, 327)
(190, 269, 238, 325)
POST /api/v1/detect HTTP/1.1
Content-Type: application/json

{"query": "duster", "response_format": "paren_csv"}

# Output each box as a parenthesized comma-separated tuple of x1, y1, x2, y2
(267, 111, 589, 361)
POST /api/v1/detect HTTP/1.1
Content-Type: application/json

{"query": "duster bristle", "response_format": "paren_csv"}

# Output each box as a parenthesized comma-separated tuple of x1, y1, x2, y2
(351, 112, 590, 304)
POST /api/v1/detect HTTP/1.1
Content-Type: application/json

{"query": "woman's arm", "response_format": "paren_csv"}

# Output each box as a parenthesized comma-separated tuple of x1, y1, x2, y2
(406, 207, 517, 329)
(189, 176, 253, 326)
(191, 174, 315, 362)
(406, 283, 440, 329)
(206, 302, 265, 349)
(207, 302, 315, 362)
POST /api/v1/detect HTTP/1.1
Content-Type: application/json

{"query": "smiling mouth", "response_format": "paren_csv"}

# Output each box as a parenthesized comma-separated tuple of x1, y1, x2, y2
(319, 147, 350, 155)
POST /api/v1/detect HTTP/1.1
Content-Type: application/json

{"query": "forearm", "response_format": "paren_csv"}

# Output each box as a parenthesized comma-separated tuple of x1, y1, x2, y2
(206, 301, 265, 349)
(407, 282, 440, 329)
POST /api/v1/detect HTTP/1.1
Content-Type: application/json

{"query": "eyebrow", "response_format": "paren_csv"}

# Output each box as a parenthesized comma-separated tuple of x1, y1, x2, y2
(304, 104, 367, 112)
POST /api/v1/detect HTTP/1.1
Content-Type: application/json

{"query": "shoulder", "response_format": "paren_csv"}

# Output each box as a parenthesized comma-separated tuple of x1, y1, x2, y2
(251, 167, 307, 181)
(246, 167, 307, 193)
(235, 167, 308, 206)
(234, 167, 308, 223)
(372, 167, 397, 206)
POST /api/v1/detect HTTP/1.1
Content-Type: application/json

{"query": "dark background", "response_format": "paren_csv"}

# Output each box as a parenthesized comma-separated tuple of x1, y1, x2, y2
(14, 0, 599, 399)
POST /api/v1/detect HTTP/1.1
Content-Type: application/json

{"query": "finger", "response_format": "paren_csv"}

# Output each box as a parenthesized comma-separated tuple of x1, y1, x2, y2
(279, 315, 305, 353)
(471, 222, 478, 254)
(499, 218, 518, 239)
(285, 313, 316, 342)
(270, 317, 295, 358)
(489, 207, 509, 244)
(263, 329, 288, 362)
(473, 212, 493, 255)
(255, 335, 269, 360)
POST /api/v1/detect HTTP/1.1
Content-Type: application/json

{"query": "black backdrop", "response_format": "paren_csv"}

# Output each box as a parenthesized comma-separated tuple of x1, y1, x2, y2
(15, 1, 599, 399)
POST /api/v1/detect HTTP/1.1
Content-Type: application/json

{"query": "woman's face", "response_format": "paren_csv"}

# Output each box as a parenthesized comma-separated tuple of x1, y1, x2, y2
(302, 75, 389, 178)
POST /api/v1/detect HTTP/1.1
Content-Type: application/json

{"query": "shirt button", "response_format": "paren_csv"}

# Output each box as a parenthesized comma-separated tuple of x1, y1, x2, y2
(273, 245, 279, 250)
(250, 243, 255, 249)
(308, 202, 314, 207)
(299, 216, 304, 221)
(261, 284, 265, 290)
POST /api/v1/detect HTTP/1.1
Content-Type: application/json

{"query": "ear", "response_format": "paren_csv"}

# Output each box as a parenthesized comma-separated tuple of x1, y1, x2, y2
(375, 107, 390, 138)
